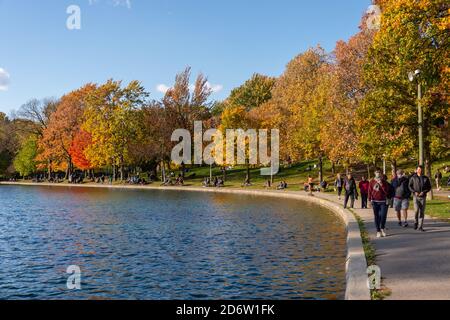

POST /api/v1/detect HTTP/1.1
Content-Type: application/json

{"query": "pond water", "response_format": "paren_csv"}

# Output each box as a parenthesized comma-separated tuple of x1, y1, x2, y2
(0, 185, 346, 300)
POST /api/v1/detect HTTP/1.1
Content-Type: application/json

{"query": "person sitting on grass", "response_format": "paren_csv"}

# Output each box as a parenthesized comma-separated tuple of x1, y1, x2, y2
(162, 177, 173, 186)
(216, 178, 224, 188)
(277, 180, 287, 190)
(175, 175, 184, 186)
(202, 177, 210, 187)
(320, 180, 328, 192)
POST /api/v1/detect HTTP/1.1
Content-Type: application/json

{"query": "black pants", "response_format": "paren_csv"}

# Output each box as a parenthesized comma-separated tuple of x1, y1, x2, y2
(337, 187, 343, 198)
(344, 193, 355, 209)
(361, 193, 368, 209)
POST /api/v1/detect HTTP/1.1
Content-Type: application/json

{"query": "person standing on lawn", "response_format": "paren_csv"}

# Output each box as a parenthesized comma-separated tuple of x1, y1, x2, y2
(343, 173, 358, 209)
(409, 165, 432, 232)
(435, 169, 443, 191)
(359, 176, 370, 209)
(369, 168, 390, 238)
(392, 169, 411, 227)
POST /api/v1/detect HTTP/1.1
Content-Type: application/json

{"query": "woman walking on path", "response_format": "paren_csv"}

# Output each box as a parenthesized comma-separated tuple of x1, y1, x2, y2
(369, 168, 390, 238)
(334, 174, 344, 200)
(359, 176, 370, 209)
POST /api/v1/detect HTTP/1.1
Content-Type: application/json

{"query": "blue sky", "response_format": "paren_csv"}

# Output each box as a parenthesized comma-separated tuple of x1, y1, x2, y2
(0, 0, 371, 114)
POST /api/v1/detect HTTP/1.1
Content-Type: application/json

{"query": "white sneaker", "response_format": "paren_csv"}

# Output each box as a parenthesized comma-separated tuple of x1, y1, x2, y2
(376, 232, 381, 238)
(381, 229, 387, 237)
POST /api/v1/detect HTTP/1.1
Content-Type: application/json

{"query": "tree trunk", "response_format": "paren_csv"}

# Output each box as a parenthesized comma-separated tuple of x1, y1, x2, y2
(425, 159, 434, 200)
(331, 161, 335, 175)
(246, 159, 251, 183)
(161, 160, 166, 182)
(181, 162, 185, 179)
(391, 160, 397, 179)
(222, 166, 227, 182)
(48, 160, 52, 180)
(318, 156, 323, 183)
(424, 130, 433, 200)
(367, 164, 371, 180)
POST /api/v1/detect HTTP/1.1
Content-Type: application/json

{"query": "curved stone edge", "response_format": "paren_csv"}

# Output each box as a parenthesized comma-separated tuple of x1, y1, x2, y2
(0, 182, 371, 300)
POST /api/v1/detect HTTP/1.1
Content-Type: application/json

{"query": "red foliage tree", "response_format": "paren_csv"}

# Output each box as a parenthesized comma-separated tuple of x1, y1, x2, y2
(69, 129, 93, 170)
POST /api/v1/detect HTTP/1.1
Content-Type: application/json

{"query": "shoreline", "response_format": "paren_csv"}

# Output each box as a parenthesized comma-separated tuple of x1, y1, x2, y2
(0, 181, 371, 300)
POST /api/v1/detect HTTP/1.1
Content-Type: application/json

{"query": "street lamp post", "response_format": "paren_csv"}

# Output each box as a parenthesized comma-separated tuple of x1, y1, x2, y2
(408, 70, 424, 167)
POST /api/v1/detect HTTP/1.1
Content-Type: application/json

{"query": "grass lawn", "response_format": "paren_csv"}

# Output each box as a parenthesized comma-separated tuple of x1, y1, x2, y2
(426, 199, 450, 219)
(182, 160, 338, 189)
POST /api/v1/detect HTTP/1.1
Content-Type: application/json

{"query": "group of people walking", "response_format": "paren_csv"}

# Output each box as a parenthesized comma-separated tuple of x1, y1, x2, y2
(335, 165, 432, 238)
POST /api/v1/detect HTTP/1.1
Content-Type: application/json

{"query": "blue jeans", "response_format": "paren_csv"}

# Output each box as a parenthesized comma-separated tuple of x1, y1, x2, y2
(372, 201, 388, 232)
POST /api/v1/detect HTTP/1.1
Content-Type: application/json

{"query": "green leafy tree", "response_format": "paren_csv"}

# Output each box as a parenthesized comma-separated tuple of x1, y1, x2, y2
(227, 74, 276, 111)
(13, 135, 38, 177)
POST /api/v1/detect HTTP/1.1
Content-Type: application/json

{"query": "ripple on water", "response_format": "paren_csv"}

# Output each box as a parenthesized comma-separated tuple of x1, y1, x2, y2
(0, 186, 346, 300)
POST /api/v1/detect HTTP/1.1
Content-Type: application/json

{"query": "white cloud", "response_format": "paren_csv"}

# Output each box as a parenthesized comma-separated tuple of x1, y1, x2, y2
(189, 82, 223, 94)
(156, 84, 171, 94)
(0, 68, 10, 91)
(206, 82, 223, 93)
(88, 0, 131, 9)
(158, 82, 223, 95)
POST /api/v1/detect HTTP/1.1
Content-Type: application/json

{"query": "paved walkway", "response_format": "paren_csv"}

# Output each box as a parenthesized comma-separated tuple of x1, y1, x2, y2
(314, 191, 450, 300)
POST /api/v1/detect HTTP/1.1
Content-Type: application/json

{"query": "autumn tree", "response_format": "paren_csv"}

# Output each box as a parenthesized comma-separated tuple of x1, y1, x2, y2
(83, 80, 148, 181)
(162, 67, 212, 177)
(69, 129, 93, 172)
(129, 101, 173, 181)
(360, 0, 449, 179)
(321, 16, 375, 174)
(255, 47, 332, 181)
(218, 73, 275, 183)
(38, 84, 96, 178)
(16, 98, 58, 138)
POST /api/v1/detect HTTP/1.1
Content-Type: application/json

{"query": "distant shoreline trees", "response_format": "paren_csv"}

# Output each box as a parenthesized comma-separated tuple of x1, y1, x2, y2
(0, 0, 448, 181)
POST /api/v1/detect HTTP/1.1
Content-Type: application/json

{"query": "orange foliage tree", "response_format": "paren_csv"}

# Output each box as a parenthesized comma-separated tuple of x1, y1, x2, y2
(37, 84, 96, 177)
(69, 129, 93, 171)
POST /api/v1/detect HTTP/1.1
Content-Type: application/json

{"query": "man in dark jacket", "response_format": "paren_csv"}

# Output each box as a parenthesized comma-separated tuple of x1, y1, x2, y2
(392, 169, 411, 227)
(408, 165, 432, 231)
(343, 173, 358, 209)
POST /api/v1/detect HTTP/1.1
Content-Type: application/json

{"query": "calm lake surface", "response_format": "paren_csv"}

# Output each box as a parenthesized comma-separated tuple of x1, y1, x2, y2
(0, 185, 346, 300)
